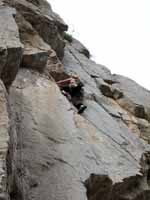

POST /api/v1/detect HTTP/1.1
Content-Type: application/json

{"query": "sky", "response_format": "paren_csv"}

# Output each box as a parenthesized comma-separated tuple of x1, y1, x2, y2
(48, 0, 150, 90)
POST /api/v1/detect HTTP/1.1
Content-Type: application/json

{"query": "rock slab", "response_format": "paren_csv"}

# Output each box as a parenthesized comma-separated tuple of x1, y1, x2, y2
(0, 5, 23, 87)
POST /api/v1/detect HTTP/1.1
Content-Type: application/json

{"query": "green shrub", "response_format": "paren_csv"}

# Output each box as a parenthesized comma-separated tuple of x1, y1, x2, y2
(64, 32, 73, 43)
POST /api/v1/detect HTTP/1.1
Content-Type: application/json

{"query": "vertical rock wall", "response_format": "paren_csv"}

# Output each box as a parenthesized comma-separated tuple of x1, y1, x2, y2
(0, 0, 150, 200)
(0, 81, 10, 200)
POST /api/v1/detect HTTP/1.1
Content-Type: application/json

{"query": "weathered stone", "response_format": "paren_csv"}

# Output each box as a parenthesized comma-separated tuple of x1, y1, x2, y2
(22, 51, 49, 71)
(8, 69, 150, 200)
(24, 0, 68, 31)
(0, 5, 23, 86)
(112, 87, 123, 100)
(5, 0, 67, 59)
(0, 0, 150, 199)
(134, 104, 146, 119)
(85, 170, 150, 200)
(112, 75, 150, 120)
(63, 44, 105, 98)
(136, 119, 150, 142)
(99, 84, 113, 98)
(70, 38, 91, 58)
(0, 80, 10, 199)
(37, 0, 68, 31)
(95, 77, 123, 100)
(45, 49, 68, 81)
(15, 13, 51, 71)
(61, 37, 150, 199)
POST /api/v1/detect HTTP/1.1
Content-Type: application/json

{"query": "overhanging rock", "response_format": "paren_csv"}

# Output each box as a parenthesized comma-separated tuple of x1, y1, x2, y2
(4, 0, 68, 59)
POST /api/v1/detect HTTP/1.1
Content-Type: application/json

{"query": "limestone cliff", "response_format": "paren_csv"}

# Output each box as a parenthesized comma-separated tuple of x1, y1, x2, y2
(0, 0, 150, 199)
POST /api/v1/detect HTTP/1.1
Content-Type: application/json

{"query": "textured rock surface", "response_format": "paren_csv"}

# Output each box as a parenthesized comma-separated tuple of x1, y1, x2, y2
(0, 5, 23, 86)
(15, 13, 51, 71)
(0, 80, 10, 200)
(0, 0, 150, 200)
(8, 69, 150, 200)
(4, 0, 68, 59)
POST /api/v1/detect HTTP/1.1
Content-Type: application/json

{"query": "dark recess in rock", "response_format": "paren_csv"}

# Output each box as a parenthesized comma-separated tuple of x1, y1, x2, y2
(134, 105, 146, 119)
(99, 84, 114, 98)
(79, 48, 91, 59)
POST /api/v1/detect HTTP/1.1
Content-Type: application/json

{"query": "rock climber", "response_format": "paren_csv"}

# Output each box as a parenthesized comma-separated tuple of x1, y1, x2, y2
(57, 75, 87, 114)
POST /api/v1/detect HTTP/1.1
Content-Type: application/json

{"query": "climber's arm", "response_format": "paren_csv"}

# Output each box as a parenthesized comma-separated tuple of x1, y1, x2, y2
(56, 78, 72, 87)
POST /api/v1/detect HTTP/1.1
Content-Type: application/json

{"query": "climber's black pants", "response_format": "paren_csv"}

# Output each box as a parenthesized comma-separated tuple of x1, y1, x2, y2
(61, 82, 84, 107)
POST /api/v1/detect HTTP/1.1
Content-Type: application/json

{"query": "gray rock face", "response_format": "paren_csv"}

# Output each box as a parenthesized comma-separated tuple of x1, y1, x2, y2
(63, 39, 150, 143)
(4, 0, 68, 59)
(0, 80, 10, 200)
(8, 69, 150, 200)
(0, 5, 23, 86)
(112, 75, 150, 120)
(15, 13, 51, 71)
(0, 0, 150, 200)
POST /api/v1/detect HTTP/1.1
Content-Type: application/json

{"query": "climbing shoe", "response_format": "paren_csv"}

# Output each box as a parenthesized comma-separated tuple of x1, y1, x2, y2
(78, 105, 87, 114)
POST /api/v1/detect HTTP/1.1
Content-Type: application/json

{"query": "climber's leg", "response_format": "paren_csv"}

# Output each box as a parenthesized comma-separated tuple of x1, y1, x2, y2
(72, 96, 87, 114)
